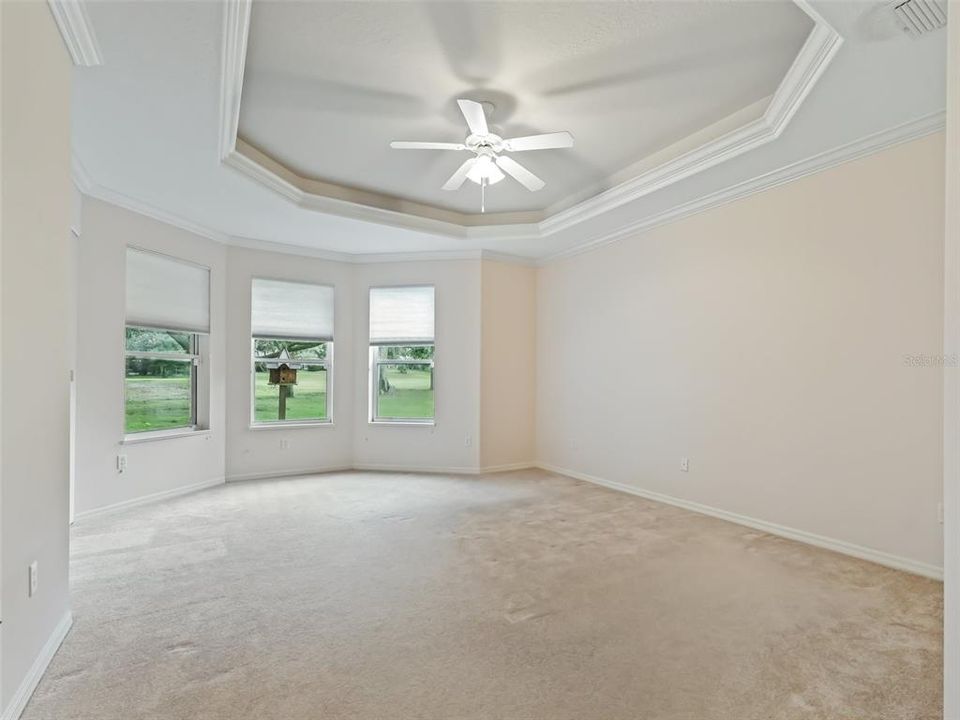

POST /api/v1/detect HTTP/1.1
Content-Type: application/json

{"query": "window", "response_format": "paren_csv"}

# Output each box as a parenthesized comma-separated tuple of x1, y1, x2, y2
(125, 328, 198, 433)
(252, 339, 329, 423)
(251, 279, 334, 425)
(124, 248, 210, 436)
(369, 286, 435, 423)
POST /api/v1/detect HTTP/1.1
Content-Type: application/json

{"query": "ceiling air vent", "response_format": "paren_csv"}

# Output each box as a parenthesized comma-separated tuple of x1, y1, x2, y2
(890, 0, 947, 37)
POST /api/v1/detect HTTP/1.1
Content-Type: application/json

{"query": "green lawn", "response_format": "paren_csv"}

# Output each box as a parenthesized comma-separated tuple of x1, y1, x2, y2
(377, 366, 434, 419)
(126, 365, 434, 431)
(125, 376, 192, 433)
(254, 369, 327, 422)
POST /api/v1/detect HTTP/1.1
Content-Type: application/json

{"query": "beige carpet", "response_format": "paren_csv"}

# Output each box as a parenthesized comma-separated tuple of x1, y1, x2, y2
(22, 469, 941, 720)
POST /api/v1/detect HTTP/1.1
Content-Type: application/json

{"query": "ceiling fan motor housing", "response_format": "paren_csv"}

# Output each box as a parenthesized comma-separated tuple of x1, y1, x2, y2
(466, 133, 503, 155)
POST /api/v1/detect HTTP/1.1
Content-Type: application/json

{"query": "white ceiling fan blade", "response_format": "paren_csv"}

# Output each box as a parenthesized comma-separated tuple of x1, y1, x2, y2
(457, 99, 489, 136)
(503, 131, 574, 152)
(442, 157, 478, 191)
(495, 156, 545, 191)
(390, 141, 466, 150)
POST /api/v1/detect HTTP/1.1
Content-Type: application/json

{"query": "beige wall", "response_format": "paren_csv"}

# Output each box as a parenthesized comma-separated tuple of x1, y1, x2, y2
(537, 133, 946, 571)
(480, 260, 536, 470)
(74, 198, 227, 515)
(1, 2, 73, 711)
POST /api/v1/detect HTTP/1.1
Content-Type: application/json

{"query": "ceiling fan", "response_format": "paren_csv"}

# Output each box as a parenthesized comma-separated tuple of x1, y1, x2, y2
(390, 99, 574, 211)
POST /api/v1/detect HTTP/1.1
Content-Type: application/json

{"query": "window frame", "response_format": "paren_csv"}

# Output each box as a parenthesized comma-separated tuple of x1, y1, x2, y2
(370, 343, 436, 424)
(367, 283, 437, 425)
(250, 337, 334, 427)
(123, 325, 202, 438)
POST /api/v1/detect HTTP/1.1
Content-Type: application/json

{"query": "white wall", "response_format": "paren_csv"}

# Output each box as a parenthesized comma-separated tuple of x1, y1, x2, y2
(480, 260, 536, 470)
(352, 260, 482, 473)
(228, 256, 487, 476)
(73, 198, 227, 515)
(537, 133, 946, 572)
(943, 4, 960, 710)
(74, 221, 489, 499)
(224, 246, 354, 481)
(0, 2, 72, 712)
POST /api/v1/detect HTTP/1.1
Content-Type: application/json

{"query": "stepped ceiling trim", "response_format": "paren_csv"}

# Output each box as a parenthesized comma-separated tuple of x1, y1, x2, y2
(76, 110, 944, 267)
(217, 0, 842, 244)
(48, 0, 103, 67)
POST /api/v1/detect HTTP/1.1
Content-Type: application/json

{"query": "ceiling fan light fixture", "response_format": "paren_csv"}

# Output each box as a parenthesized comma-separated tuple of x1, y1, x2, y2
(466, 155, 504, 185)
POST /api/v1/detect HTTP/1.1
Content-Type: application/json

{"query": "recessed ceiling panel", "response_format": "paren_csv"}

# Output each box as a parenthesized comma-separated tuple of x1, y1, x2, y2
(239, 0, 813, 216)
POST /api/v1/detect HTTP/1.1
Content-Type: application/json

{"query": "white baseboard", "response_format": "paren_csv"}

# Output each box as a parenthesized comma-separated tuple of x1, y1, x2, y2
(1, 611, 73, 720)
(537, 462, 944, 581)
(479, 462, 537, 474)
(225, 465, 354, 483)
(352, 463, 480, 475)
(227, 462, 537, 482)
(73, 478, 225, 522)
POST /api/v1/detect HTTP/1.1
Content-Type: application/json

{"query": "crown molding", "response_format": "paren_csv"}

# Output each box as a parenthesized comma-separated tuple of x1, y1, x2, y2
(48, 0, 103, 66)
(70, 167, 539, 266)
(764, 12, 843, 135)
(230, 138, 542, 229)
(73, 111, 942, 268)
(225, 235, 537, 266)
(217, 0, 841, 245)
(71, 153, 94, 193)
(223, 145, 301, 202)
(540, 6, 842, 236)
(75, 159, 231, 244)
(218, 0, 251, 161)
(540, 110, 946, 265)
(224, 145, 542, 242)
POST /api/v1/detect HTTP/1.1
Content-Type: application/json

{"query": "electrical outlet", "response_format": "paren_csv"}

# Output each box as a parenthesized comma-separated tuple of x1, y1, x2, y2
(117, 454, 127, 473)
(680, 457, 689, 472)
(939, 502, 944, 524)
(29, 561, 38, 597)
(280, 439, 291, 450)
(464, 433, 472, 447)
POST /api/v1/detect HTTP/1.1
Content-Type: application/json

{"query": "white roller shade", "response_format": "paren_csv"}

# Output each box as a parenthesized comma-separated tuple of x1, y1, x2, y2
(369, 286, 435, 345)
(251, 278, 334, 341)
(126, 248, 210, 333)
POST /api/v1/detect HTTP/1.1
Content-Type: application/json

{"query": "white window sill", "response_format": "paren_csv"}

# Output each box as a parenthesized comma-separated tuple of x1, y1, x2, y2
(369, 420, 436, 427)
(122, 428, 211, 445)
(249, 421, 334, 430)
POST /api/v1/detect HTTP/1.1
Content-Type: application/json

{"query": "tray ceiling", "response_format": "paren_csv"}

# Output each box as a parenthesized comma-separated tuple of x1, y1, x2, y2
(237, 0, 814, 220)
(69, 1, 947, 260)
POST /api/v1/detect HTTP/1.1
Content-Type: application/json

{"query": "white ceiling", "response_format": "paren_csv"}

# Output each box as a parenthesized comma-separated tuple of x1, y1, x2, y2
(73, 1, 947, 260)
(239, 1, 811, 216)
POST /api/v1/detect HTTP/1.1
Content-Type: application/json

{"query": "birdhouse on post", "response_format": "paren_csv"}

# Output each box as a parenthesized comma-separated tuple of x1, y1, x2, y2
(266, 349, 301, 386)
(265, 349, 302, 420)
